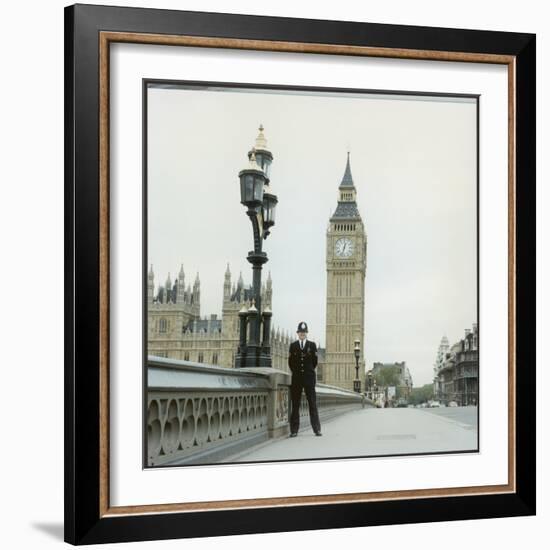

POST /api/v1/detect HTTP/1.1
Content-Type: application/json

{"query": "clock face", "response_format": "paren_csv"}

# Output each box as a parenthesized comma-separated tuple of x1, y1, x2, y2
(335, 237, 354, 257)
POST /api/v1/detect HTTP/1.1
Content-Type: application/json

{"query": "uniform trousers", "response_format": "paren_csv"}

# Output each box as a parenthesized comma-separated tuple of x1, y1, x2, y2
(289, 376, 321, 434)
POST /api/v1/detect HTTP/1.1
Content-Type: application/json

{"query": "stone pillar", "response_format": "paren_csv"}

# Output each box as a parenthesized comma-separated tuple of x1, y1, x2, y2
(265, 369, 291, 439)
(242, 367, 291, 439)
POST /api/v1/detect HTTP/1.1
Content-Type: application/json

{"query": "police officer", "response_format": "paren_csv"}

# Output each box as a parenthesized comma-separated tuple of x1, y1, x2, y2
(288, 321, 322, 437)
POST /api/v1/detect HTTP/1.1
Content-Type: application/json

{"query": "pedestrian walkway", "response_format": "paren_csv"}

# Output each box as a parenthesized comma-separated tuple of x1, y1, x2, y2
(222, 407, 478, 463)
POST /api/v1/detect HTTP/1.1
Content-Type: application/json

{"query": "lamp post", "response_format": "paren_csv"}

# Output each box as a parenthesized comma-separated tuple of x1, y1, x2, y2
(353, 339, 361, 393)
(235, 126, 278, 369)
(367, 369, 373, 400)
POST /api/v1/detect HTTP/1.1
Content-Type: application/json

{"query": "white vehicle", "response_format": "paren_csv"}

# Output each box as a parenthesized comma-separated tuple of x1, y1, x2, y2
(448, 401, 458, 407)
(429, 400, 441, 408)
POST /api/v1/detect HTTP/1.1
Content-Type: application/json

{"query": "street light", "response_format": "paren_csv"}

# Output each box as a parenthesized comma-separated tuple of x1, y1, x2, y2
(367, 369, 373, 399)
(353, 339, 361, 393)
(235, 126, 278, 369)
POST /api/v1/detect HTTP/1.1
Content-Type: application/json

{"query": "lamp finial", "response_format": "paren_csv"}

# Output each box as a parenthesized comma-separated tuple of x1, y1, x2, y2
(255, 125, 267, 150)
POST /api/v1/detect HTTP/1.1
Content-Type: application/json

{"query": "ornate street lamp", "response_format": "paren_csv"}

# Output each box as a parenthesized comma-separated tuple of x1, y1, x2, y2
(365, 369, 374, 399)
(235, 126, 278, 368)
(353, 339, 361, 393)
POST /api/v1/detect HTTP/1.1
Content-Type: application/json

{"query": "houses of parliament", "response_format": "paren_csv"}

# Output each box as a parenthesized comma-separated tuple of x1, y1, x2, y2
(147, 264, 294, 373)
(148, 154, 367, 391)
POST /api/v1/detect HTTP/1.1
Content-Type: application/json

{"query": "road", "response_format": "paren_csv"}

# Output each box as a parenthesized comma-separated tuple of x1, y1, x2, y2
(223, 406, 478, 463)
(420, 405, 478, 427)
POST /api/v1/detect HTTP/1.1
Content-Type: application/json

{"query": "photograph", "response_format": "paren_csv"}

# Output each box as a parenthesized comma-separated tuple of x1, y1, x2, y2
(145, 81, 479, 467)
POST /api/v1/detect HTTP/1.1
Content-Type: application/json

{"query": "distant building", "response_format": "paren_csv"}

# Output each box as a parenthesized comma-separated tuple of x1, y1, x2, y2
(147, 263, 293, 372)
(435, 323, 478, 405)
(371, 361, 413, 399)
(433, 335, 450, 397)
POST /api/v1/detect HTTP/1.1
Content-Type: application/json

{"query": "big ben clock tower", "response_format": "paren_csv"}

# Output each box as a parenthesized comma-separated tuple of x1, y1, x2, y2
(324, 153, 367, 391)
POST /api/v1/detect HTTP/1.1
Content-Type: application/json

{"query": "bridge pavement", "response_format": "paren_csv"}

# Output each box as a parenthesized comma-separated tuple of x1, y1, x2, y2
(222, 406, 478, 463)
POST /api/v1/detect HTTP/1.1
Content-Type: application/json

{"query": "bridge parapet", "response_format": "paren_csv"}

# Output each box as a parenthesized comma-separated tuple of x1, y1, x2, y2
(147, 356, 371, 466)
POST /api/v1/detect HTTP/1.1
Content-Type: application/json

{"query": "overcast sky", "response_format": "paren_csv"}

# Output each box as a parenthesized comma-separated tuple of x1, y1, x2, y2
(147, 84, 477, 386)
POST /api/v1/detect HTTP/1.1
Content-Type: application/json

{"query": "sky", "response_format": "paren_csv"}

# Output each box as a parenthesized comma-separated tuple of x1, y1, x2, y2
(147, 84, 477, 386)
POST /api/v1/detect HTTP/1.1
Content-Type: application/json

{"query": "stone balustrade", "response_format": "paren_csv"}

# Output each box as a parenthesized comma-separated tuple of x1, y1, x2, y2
(147, 356, 370, 466)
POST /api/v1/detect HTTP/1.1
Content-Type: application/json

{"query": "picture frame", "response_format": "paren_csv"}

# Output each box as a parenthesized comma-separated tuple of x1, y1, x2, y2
(64, 3, 536, 545)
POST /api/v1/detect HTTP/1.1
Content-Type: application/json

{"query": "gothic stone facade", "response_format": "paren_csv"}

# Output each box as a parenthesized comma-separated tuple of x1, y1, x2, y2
(147, 264, 292, 373)
(433, 335, 450, 398)
(321, 154, 367, 391)
(435, 323, 478, 405)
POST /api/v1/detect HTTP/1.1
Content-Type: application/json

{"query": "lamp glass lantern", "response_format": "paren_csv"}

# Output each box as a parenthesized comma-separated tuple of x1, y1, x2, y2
(250, 148, 273, 180)
(262, 189, 278, 228)
(239, 164, 266, 208)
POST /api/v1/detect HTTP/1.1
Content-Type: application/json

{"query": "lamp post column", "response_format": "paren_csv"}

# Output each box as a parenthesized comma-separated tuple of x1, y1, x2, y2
(236, 305, 248, 368)
(246, 300, 259, 367)
(261, 307, 273, 366)
(353, 339, 361, 393)
(243, 250, 268, 368)
(367, 370, 373, 400)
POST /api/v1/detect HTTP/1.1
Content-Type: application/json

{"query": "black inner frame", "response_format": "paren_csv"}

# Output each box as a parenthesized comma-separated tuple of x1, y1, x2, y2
(142, 78, 481, 469)
(65, 4, 535, 545)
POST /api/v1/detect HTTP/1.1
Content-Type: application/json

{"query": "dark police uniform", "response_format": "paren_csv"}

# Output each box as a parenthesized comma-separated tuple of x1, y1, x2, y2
(288, 322, 321, 435)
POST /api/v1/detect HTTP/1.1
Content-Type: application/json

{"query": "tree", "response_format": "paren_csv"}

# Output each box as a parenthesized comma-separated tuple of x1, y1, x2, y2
(409, 384, 434, 405)
(373, 366, 401, 388)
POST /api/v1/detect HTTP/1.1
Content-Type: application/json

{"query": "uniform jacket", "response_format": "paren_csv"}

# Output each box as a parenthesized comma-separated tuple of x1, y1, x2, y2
(288, 339, 318, 382)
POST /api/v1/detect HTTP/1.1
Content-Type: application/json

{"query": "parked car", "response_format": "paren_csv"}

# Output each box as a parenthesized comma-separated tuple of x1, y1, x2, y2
(448, 401, 458, 407)
(429, 400, 441, 408)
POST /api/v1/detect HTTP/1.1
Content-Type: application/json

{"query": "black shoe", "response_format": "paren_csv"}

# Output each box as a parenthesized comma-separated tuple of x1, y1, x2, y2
(289, 432, 298, 438)
(315, 431, 322, 436)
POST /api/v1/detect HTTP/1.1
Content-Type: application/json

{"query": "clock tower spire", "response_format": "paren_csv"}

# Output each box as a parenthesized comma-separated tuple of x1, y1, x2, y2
(324, 153, 367, 391)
